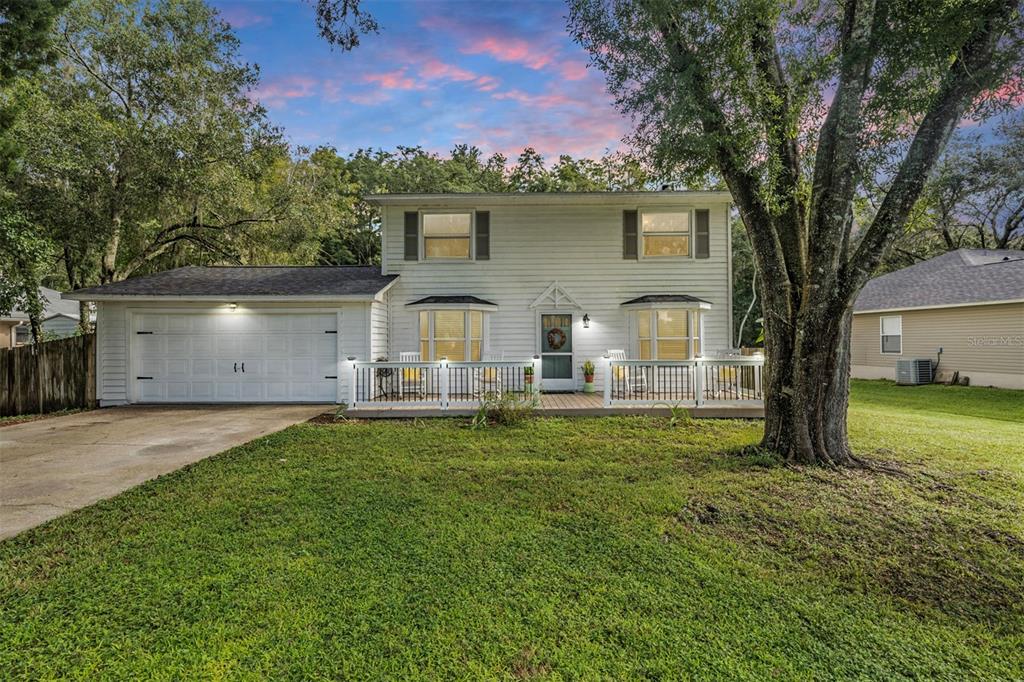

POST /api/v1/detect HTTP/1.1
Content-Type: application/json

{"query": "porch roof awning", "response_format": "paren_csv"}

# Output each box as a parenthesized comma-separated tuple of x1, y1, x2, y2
(621, 294, 712, 309)
(406, 295, 498, 310)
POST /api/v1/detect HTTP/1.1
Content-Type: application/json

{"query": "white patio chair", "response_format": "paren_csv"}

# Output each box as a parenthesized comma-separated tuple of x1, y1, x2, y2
(474, 351, 505, 399)
(399, 351, 427, 398)
(608, 349, 648, 398)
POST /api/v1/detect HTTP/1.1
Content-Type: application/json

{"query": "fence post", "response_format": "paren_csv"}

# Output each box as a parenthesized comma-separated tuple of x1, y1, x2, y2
(347, 357, 358, 408)
(532, 354, 542, 397)
(439, 360, 449, 410)
(603, 357, 612, 407)
(694, 360, 704, 407)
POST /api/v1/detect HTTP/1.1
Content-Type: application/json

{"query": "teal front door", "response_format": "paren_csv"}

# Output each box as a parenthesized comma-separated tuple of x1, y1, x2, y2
(540, 313, 574, 391)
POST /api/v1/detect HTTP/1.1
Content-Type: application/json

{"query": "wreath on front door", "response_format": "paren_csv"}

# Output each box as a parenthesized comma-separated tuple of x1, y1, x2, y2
(546, 327, 567, 350)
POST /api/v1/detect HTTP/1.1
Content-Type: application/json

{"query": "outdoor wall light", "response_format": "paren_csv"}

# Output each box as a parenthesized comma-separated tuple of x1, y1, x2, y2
(582, 313, 590, 328)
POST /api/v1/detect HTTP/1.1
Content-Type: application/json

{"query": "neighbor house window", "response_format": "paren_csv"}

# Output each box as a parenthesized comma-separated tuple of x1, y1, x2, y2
(641, 211, 690, 257)
(419, 310, 483, 361)
(637, 309, 701, 359)
(422, 213, 472, 259)
(880, 315, 902, 354)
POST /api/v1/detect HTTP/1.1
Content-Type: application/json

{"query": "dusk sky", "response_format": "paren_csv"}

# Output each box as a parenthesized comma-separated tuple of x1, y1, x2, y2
(211, 0, 628, 160)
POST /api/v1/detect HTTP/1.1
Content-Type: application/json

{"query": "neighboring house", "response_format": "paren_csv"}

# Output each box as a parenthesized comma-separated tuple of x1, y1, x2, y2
(852, 249, 1024, 390)
(65, 191, 735, 405)
(0, 287, 82, 349)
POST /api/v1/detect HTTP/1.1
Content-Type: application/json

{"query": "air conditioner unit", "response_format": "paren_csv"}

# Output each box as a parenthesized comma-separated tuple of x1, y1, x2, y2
(896, 359, 933, 385)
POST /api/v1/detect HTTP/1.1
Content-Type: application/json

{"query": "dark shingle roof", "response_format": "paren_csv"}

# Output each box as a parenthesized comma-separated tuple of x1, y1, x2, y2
(2, 286, 80, 320)
(854, 250, 1024, 312)
(65, 266, 396, 299)
(407, 295, 497, 306)
(621, 294, 711, 305)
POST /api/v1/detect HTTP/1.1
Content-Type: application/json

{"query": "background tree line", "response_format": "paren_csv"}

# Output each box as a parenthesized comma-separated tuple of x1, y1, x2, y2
(1, 0, 1021, 355)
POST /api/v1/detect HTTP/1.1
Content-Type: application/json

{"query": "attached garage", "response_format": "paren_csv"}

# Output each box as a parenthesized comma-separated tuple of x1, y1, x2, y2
(64, 266, 396, 406)
(132, 311, 339, 403)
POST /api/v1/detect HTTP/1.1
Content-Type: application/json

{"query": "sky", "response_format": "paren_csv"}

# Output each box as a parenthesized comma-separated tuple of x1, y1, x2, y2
(210, 0, 628, 160)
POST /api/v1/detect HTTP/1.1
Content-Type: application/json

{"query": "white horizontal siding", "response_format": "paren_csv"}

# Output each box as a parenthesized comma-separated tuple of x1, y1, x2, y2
(370, 294, 389, 361)
(382, 200, 733, 390)
(96, 302, 128, 405)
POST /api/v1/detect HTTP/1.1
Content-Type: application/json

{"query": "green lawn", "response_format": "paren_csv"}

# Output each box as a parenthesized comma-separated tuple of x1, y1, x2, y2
(2, 381, 1022, 679)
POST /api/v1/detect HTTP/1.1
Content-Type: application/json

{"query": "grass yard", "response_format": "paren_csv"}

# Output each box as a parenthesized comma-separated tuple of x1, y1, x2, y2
(2, 380, 1022, 679)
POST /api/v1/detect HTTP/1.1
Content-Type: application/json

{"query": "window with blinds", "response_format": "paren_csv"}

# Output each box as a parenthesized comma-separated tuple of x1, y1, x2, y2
(419, 310, 483, 361)
(637, 309, 702, 360)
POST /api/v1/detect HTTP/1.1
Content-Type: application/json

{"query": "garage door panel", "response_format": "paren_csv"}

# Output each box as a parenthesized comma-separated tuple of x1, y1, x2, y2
(140, 358, 164, 376)
(166, 359, 189, 377)
(239, 336, 263, 355)
(193, 358, 215, 377)
(191, 382, 215, 400)
(239, 382, 264, 400)
(192, 336, 214, 355)
(165, 382, 190, 400)
(134, 312, 339, 403)
(314, 335, 336, 355)
(265, 336, 289, 354)
(166, 336, 190, 355)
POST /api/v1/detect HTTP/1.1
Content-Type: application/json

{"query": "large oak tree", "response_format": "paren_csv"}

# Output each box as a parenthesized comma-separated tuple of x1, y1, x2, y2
(570, 0, 1022, 465)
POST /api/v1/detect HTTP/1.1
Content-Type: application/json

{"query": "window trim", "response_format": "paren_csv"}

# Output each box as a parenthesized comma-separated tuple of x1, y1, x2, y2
(418, 309, 485, 361)
(638, 208, 694, 260)
(420, 210, 474, 262)
(635, 308, 703, 360)
(879, 314, 902, 355)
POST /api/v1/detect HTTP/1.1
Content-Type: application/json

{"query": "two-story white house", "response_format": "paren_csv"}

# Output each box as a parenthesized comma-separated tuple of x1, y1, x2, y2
(66, 192, 751, 408)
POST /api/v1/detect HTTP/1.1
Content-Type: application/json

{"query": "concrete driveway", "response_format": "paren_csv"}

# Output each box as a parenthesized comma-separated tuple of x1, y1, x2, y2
(0, 405, 326, 540)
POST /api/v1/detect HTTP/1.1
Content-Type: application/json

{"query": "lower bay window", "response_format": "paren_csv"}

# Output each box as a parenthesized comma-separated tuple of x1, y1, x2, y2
(636, 309, 702, 360)
(419, 310, 483, 361)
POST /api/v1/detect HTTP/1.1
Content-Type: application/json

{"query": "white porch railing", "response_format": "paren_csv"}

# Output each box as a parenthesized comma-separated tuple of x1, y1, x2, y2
(603, 357, 765, 407)
(349, 359, 540, 410)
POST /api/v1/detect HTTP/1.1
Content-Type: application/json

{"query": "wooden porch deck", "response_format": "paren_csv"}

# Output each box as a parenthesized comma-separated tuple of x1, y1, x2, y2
(346, 392, 764, 419)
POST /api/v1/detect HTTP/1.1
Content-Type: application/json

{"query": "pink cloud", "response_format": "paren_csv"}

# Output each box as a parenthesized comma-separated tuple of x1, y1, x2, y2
(217, 4, 269, 29)
(978, 77, 1024, 107)
(416, 59, 502, 92)
(559, 60, 589, 81)
(420, 59, 477, 82)
(491, 89, 576, 109)
(347, 90, 392, 106)
(250, 75, 317, 107)
(474, 76, 500, 92)
(462, 35, 555, 70)
(363, 69, 422, 90)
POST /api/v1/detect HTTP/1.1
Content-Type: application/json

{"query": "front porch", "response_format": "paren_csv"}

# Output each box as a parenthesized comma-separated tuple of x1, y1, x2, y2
(343, 356, 765, 419)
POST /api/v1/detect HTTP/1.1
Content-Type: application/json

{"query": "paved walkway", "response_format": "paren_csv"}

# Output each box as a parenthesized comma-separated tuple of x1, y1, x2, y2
(0, 405, 325, 540)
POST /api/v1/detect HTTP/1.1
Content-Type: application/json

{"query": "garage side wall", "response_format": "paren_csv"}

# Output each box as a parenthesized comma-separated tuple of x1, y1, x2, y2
(95, 300, 375, 405)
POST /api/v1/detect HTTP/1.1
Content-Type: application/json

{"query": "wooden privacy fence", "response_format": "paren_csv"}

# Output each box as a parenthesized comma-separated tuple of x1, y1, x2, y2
(0, 334, 96, 417)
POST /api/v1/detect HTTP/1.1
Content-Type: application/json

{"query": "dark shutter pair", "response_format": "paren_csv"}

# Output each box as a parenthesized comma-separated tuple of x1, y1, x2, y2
(622, 208, 710, 259)
(404, 211, 490, 261)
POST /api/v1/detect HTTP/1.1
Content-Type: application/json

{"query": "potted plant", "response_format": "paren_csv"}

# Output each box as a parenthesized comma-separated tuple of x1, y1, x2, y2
(524, 365, 535, 392)
(581, 359, 596, 393)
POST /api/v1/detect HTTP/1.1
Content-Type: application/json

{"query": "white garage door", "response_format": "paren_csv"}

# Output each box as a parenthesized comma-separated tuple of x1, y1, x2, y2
(132, 312, 338, 403)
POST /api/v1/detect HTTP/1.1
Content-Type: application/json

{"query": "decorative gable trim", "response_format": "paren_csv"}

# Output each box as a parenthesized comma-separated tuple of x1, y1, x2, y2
(530, 281, 582, 309)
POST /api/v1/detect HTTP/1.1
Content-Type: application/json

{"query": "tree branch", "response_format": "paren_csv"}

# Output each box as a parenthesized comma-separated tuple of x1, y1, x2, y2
(846, 0, 1020, 294)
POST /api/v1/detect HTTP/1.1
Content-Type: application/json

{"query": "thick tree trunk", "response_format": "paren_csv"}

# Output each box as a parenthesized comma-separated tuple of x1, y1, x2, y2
(758, 273, 856, 466)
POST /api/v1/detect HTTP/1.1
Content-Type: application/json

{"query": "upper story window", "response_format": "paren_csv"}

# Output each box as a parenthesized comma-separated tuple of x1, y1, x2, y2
(880, 315, 902, 354)
(641, 211, 690, 257)
(637, 309, 701, 360)
(423, 213, 472, 260)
